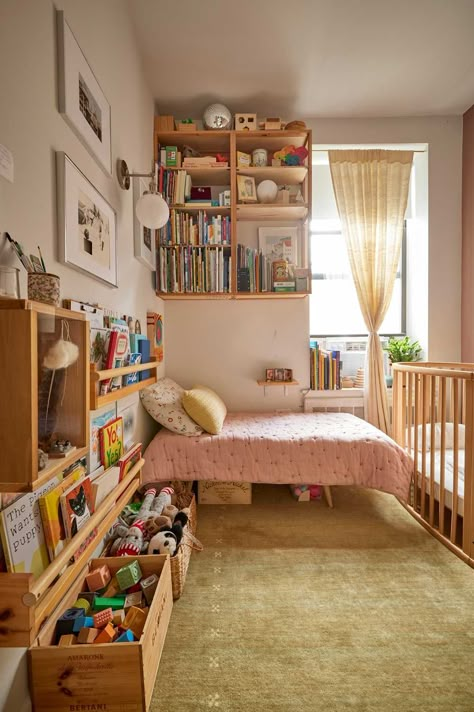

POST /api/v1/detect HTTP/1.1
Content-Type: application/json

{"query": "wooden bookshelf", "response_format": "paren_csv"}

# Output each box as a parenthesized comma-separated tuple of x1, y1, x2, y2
(154, 125, 312, 300)
(90, 360, 159, 410)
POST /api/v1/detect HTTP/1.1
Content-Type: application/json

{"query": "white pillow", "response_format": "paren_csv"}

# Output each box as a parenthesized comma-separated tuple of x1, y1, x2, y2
(411, 422, 465, 451)
(140, 377, 203, 436)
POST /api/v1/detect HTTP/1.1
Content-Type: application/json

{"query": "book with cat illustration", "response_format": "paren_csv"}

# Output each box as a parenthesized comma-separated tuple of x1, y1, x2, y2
(59, 477, 95, 540)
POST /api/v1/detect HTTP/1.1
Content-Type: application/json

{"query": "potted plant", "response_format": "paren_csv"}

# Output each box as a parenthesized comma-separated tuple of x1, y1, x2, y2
(383, 336, 422, 386)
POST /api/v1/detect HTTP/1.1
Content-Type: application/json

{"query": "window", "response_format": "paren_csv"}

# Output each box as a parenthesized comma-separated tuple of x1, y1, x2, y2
(309, 218, 406, 337)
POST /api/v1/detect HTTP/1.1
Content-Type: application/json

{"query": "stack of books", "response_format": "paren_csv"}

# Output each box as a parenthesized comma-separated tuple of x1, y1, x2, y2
(158, 210, 231, 246)
(309, 340, 342, 390)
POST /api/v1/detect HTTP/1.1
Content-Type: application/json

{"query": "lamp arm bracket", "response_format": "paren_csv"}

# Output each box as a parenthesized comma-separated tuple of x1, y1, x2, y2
(117, 159, 154, 191)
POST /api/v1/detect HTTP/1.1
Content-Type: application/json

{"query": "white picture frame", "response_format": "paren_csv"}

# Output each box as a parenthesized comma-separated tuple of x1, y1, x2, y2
(133, 177, 156, 270)
(116, 393, 139, 451)
(57, 152, 118, 287)
(56, 10, 112, 175)
(258, 227, 299, 265)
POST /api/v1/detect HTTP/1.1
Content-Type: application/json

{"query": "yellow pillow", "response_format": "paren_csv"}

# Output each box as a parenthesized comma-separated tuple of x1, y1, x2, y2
(182, 385, 227, 434)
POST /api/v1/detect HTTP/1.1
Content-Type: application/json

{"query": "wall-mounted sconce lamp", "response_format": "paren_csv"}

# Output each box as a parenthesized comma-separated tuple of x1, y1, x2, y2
(117, 159, 169, 229)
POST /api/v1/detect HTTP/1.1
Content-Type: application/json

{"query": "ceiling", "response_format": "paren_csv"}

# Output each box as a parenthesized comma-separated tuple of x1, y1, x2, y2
(128, 0, 474, 120)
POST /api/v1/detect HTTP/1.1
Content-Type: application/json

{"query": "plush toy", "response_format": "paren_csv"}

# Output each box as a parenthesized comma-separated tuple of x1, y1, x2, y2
(136, 486, 174, 520)
(290, 484, 321, 501)
(112, 519, 146, 556)
(148, 511, 189, 557)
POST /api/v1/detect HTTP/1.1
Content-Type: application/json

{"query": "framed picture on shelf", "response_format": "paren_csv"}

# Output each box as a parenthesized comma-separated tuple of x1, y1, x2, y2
(237, 175, 257, 202)
(57, 152, 118, 288)
(133, 177, 156, 270)
(56, 10, 112, 175)
(258, 227, 299, 265)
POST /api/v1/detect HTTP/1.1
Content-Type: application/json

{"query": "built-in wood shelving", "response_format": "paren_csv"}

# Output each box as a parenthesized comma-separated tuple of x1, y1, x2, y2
(90, 360, 158, 410)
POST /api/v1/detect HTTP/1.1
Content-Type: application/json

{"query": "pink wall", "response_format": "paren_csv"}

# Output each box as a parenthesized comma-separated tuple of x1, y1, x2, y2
(462, 106, 474, 360)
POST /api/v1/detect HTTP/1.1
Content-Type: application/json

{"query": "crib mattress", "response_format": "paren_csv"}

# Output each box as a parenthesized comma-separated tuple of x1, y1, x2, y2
(142, 411, 413, 500)
(414, 449, 465, 516)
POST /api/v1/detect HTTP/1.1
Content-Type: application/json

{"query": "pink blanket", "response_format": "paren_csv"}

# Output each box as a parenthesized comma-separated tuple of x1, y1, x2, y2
(142, 412, 413, 500)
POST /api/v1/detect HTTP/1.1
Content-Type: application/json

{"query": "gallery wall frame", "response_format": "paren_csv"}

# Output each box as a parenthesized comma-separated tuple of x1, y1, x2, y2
(57, 152, 118, 288)
(56, 9, 112, 175)
(133, 177, 156, 270)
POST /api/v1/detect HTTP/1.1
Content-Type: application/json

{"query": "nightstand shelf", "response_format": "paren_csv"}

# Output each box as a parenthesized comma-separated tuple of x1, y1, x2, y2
(257, 379, 300, 396)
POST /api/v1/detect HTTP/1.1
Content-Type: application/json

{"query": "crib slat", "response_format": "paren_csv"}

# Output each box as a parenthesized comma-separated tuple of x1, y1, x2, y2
(439, 377, 447, 536)
(420, 375, 428, 520)
(413, 374, 420, 512)
(429, 376, 437, 527)
(450, 380, 459, 543)
(462, 380, 474, 557)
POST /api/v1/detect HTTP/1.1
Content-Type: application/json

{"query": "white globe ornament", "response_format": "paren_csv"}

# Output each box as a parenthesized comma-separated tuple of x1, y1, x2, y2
(257, 180, 278, 204)
(202, 103, 232, 130)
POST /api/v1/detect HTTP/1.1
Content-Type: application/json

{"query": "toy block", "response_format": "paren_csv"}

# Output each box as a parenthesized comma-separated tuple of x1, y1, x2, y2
(112, 609, 126, 626)
(94, 623, 116, 644)
(116, 560, 142, 591)
(124, 591, 143, 610)
(93, 607, 113, 629)
(235, 113, 257, 131)
(77, 627, 99, 644)
(55, 608, 86, 642)
(76, 591, 96, 607)
(72, 597, 91, 614)
(58, 634, 77, 646)
(115, 629, 135, 643)
(103, 576, 120, 598)
(123, 606, 147, 639)
(140, 574, 159, 605)
(72, 615, 94, 633)
(126, 582, 142, 594)
(93, 596, 126, 611)
(85, 565, 111, 592)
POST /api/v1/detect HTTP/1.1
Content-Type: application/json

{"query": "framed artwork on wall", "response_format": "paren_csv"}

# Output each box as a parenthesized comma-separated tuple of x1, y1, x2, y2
(258, 227, 299, 265)
(56, 9, 112, 175)
(57, 151, 118, 287)
(133, 177, 156, 270)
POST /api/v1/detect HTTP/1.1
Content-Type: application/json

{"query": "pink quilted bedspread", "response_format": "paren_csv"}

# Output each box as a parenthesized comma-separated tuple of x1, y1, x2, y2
(142, 412, 413, 500)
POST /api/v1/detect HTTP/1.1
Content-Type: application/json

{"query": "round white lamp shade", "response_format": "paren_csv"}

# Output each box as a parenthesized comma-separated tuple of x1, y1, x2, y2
(135, 192, 169, 229)
(257, 180, 278, 204)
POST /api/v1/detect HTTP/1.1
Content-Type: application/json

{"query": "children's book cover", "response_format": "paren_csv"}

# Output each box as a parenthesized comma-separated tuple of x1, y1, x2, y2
(118, 442, 142, 481)
(100, 416, 124, 468)
(89, 403, 117, 472)
(60, 477, 95, 539)
(124, 353, 142, 386)
(147, 312, 164, 362)
(0, 475, 63, 577)
(39, 461, 86, 561)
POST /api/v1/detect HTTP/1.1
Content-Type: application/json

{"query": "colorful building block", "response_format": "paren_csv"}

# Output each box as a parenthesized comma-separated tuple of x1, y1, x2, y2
(103, 576, 120, 598)
(116, 560, 142, 591)
(140, 574, 159, 605)
(112, 609, 126, 626)
(115, 629, 135, 643)
(93, 596, 126, 611)
(93, 607, 113, 629)
(124, 591, 143, 610)
(77, 627, 99, 644)
(85, 565, 111, 592)
(55, 608, 86, 642)
(72, 615, 94, 633)
(58, 634, 77, 646)
(123, 606, 147, 639)
(126, 582, 142, 593)
(72, 598, 91, 614)
(76, 591, 96, 608)
(94, 623, 116, 644)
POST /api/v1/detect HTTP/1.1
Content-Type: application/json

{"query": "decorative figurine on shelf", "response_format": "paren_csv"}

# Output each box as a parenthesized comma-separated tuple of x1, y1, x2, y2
(202, 103, 232, 130)
(38, 448, 48, 470)
(49, 438, 75, 458)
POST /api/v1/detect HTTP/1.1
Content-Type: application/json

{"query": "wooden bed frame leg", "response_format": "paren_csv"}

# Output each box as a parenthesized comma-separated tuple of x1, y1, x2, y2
(323, 486, 334, 508)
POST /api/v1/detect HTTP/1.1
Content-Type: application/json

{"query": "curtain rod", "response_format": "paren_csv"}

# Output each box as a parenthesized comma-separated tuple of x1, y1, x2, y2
(313, 144, 427, 152)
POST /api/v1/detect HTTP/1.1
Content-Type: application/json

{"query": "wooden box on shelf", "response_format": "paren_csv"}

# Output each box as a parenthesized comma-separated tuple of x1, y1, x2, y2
(29, 554, 173, 712)
(0, 299, 89, 492)
(176, 119, 197, 132)
(154, 115, 175, 131)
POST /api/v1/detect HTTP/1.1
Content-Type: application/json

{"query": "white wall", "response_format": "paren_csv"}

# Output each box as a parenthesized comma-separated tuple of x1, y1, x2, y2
(0, 1, 162, 708)
(167, 117, 462, 407)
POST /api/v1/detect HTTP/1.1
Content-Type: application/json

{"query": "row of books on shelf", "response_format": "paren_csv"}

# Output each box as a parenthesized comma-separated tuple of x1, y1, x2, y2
(236, 244, 289, 293)
(0, 418, 142, 577)
(157, 167, 230, 209)
(91, 324, 151, 392)
(158, 209, 231, 246)
(310, 342, 342, 390)
(157, 244, 232, 294)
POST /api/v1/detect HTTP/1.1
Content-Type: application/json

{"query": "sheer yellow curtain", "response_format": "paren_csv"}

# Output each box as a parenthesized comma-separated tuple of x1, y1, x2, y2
(328, 149, 413, 433)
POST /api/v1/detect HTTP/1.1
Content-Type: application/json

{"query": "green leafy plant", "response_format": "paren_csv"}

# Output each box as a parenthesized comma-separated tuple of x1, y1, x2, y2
(383, 336, 422, 363)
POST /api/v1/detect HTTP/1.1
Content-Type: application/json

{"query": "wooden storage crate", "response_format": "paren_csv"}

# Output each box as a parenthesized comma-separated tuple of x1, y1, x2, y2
(29, 554, 173, 712)
(198, 480, 252, 504)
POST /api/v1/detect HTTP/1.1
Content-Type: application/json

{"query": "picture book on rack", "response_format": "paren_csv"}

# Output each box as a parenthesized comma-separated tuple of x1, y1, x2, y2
(100, 416, 124, 468)
(60, 477, 94, 539)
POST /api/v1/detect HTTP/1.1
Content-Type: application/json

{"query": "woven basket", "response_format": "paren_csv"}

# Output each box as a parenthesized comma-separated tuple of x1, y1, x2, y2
(170, 492, 200, 600)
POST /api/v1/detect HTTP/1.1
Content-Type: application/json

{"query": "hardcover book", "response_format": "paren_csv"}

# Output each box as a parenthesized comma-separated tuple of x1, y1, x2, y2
(138, 339, 151, 380)
(124, 353, 141, 386)
(118, 442, 142, 481)
(100, 416, 124, 468)
(0, 475, 63, 577)
(39, 461, 86, 561)
(91, 466, 121, 508)
(89, 403, 117, 472)
(60, 477, 95, 539)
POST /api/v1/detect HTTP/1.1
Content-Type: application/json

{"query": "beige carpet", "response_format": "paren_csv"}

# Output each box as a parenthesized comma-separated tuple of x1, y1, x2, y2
(151, 485, 474, 712)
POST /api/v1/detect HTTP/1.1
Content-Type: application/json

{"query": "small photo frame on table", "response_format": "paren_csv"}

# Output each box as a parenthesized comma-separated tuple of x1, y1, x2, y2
(133, 177, 156, 270)
(57, 152, 118, 288)
(56, 9, 112, 175)
(237, 175, 257, 202)
(258, 227, 299, 265)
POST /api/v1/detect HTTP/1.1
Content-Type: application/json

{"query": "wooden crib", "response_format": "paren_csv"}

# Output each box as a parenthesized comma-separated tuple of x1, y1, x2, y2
(392, 362, 474, 567)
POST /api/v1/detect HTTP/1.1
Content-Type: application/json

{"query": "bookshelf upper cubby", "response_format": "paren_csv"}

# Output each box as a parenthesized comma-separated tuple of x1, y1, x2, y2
(154, 120, 312, 300)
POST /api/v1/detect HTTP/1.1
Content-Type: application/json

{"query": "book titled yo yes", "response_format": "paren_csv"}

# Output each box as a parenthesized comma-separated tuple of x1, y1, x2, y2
(100, 416, 124, 468)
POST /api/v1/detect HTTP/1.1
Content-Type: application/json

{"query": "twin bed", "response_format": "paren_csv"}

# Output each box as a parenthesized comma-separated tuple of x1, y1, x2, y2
(142, 410, 413, 502)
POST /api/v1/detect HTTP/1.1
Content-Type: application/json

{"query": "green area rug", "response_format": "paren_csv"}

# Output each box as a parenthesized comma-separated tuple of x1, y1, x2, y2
(151, 485, 474, 712)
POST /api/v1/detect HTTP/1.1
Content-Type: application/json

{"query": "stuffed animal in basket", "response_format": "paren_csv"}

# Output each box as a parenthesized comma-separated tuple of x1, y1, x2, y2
(148, 511, 189, 557)
(111, 518, 146, 556)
